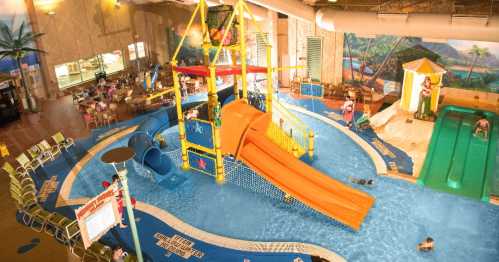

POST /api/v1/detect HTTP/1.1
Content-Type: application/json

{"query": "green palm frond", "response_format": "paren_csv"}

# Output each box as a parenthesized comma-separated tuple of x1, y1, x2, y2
(0, 23, 14, 42)
(17, 21, 25, 41)
(21, 47, 46, 54)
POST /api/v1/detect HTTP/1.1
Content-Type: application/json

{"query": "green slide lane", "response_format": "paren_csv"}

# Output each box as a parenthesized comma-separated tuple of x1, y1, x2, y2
(418, 106, 497, 201)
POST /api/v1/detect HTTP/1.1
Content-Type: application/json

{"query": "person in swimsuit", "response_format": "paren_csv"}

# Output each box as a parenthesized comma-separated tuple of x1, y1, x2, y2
(349, 176, 374, 187)
(341, 96, 355, 128)
(474, 113, 490, 139)
(102, 175, 137, 228)
(417, 237, 434, 252)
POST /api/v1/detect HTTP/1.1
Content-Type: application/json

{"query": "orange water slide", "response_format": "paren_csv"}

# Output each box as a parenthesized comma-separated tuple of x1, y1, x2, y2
(220, 101, 375, 231)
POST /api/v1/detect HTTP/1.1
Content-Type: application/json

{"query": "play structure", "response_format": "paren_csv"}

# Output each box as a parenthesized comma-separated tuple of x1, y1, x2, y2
(165, 0, 374, 230)
(400, 58, 446, 115)
(418, 106, 498, 201)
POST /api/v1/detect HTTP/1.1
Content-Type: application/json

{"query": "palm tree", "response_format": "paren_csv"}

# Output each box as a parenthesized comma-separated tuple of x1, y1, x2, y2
(344, 33, 355, 82)
(465, 45, 490, 84)
(0, 21, 45, 112)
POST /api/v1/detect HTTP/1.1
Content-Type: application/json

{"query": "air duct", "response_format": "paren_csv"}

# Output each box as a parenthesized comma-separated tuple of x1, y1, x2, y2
(247, 0, 315, 22)
(316, 8, 499, 42)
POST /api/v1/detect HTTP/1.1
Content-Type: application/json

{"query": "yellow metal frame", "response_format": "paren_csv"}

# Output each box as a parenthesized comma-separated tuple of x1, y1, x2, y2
(171, 0, 274, 184)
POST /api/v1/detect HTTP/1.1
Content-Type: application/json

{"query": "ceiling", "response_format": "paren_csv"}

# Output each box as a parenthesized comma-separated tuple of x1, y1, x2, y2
(302, 0, 499, 16)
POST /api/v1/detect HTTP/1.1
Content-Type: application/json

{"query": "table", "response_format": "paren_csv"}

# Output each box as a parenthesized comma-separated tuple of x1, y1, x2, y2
(101, 147, 135, 165)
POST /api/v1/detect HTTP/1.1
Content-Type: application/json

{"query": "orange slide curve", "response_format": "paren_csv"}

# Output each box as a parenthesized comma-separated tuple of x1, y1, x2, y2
(220, 100, 375, 231)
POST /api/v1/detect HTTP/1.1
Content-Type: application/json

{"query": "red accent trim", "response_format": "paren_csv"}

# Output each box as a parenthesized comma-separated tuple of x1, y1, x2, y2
(173, 65, 267, 76)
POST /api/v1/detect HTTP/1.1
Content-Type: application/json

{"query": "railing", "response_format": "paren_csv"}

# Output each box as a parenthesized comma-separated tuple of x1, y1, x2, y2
(266, 98, 314, 158)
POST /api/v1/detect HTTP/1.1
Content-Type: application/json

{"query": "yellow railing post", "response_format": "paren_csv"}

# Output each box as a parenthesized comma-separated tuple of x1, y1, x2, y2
(231, 49, 239, 100)
(208, 66, 218, 121)
(172, 61, 189, 170)
(171, 4, 200, 62)
(239, 0, 248, 102)
(308, 130, 314, 159)
(266, 45, 272, 113)
(214, 125, 224, 184)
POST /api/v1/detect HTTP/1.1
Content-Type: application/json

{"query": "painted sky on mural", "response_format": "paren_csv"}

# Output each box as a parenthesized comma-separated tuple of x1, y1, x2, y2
(449, 40, 499, 57)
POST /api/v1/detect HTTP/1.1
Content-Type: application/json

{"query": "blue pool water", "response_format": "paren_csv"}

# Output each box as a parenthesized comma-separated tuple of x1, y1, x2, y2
(70, 112, 499, 262)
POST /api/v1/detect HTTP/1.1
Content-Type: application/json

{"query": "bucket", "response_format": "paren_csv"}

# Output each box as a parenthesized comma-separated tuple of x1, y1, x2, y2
(207, 5, 238, 46)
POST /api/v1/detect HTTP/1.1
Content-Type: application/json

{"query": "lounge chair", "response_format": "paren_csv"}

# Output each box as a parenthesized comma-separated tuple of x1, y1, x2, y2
(51, 132, 75, 151)
(44, 212, 71, 239)
(27, 144, 51, 166)
(15, 153, 40, 174)
(2, 162, 29, 179)
(38, 140, 61, 161)
(29, 204, 54, 232)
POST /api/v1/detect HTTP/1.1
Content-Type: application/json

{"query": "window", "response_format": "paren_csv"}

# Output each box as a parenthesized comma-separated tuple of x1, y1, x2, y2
(55, 61, 81, 89)
(79, 56, 101, 82)
(101, 51, 124, 74)
(256, 32, 269, 66)
(307, 36, 322, 82)
(55, 50, 126, 90)
(128, 42, 146, 61)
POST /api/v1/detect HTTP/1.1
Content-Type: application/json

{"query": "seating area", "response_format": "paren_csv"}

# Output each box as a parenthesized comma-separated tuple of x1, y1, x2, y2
(2, 132, 138, 262)
(14, 132, 73, 174)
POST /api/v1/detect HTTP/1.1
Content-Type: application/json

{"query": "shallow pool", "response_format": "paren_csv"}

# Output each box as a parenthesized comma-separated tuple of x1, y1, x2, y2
(71, 112, 499, 262)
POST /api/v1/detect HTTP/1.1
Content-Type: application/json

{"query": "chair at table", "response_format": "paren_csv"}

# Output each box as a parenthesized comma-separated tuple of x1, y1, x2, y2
(51, 132, 75, 151)
(38, 140, 61, 161)
(83, 113, 98, 129)
(16, 152, 41, 174)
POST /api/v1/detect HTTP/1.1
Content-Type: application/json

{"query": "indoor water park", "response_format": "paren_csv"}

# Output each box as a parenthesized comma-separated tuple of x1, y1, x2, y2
(0, 1, 498, 262)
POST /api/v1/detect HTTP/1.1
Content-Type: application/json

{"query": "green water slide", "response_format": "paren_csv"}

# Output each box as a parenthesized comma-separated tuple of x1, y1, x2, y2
(417, 106, 498, 201)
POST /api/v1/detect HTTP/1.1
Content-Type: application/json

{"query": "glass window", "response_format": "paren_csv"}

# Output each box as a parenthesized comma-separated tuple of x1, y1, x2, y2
(79, 56, 101, 82)
(101, 50, 124, 74)
(55, 61, 81, 89)
(128, 42, 146, 60)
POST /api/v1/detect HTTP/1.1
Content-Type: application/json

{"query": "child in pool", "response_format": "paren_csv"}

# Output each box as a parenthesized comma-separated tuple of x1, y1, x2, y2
(417, 237, 434, 252)
(474, 113, 489, 139)
(348, 176, 374, 187)
(341, 96, 355, 128)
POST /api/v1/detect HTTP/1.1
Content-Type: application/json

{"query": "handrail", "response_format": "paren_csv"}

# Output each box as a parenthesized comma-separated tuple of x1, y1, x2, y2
(269, 97, 312, 157)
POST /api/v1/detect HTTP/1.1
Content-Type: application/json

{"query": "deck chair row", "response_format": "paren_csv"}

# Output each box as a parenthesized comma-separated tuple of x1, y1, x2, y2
(15, 132, 74, 174)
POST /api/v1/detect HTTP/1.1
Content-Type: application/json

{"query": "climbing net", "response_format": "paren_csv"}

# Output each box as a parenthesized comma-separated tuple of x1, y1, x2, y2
(162, 148, 312, 213)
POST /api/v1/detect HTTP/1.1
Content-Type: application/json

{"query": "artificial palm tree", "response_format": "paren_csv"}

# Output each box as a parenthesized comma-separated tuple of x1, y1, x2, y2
(465, 45, 490, 84)
(0, 21, 45, 112)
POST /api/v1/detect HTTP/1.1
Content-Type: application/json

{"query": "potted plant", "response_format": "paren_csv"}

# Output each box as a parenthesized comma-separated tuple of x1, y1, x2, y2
(0, 21, 45, 112)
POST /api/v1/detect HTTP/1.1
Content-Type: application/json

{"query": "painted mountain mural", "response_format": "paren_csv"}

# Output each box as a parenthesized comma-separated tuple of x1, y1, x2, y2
(343, 33, 499, 94)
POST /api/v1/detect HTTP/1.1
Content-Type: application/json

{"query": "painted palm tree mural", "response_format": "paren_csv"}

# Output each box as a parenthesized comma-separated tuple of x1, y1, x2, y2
(0, 21, 44, 112)
(465, 45, 491, 84)
(343, 33, 499, 94)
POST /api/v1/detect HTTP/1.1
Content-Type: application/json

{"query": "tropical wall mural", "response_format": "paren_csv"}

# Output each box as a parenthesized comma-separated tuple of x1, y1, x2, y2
(0, 1, 40, 75)
(342, 33, 499, 95)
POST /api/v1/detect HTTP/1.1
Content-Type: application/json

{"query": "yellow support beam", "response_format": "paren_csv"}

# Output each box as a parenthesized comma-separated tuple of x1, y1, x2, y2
(230, 49, 239, 100)
(239, 0, 248, 102)
(266, 45, 272, 113)
(172, 61, 189, 170)
(172, 4, 200, 63)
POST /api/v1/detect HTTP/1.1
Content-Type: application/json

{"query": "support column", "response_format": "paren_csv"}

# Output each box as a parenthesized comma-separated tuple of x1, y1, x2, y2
(239, 1, 248, 102)
(266, 45, 273, 113)
(209, 67, 224, 183)
(172, 61, 189, 170)
(231, 49, 239, 99)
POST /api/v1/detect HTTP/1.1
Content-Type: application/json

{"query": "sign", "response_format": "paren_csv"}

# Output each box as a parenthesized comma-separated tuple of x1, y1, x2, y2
(154, 233, 204, 259)
(75, 186, 121, 249)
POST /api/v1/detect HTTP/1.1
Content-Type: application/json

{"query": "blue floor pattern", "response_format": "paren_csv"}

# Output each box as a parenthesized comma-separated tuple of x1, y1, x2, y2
(24, 104, 317, 262)
(276, 93, 413, 175)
